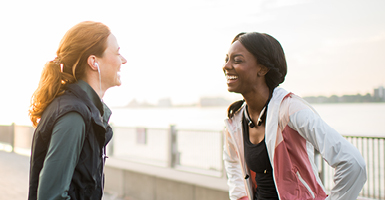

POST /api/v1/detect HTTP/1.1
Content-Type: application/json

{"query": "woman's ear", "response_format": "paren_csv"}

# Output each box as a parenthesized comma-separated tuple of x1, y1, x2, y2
(258, 64, 269, 76)
(87, 55, 98, 71)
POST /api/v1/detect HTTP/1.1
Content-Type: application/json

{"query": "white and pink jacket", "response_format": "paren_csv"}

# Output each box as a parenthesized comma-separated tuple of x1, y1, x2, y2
(223, 88, 366, 200)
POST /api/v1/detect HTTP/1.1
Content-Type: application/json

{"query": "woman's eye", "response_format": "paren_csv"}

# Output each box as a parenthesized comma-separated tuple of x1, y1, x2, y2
(234, 60, 242, 63)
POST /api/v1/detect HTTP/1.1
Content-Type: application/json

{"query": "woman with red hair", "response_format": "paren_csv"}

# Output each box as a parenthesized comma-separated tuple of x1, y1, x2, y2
(28, 21, 127, 200)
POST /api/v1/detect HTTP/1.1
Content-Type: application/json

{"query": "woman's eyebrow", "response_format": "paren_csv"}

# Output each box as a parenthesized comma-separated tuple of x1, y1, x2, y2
(232, 54, 244, 58)
(226, 53, 244, 59)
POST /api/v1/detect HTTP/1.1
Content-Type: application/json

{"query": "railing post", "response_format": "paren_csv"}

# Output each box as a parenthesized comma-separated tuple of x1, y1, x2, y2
(220, 130, 226, 178)
(11, 123, 15, 152)
(314, 149, 324, 184)
(320, 154, 325, 185)
(167, 125, 178, 168)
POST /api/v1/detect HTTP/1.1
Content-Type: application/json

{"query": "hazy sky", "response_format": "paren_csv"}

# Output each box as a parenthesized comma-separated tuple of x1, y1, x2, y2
(0, 0, 384, 124)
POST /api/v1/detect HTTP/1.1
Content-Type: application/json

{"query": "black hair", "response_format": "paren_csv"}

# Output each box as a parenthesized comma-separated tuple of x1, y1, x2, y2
(227, 99, 245, 118)
(227, 32, 287, 118)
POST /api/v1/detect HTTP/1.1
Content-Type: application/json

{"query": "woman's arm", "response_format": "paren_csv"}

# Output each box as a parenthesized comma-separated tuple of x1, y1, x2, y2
(288, 105, 366, 200)
(223, 128, 249, 200)
(37, 112, 86, 200)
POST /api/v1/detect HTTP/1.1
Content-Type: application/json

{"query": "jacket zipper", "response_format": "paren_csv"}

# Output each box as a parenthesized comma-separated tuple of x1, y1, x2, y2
(296, 171, 315, 199)
(225, 118, 254, 199)
(101, 147, 108, 193)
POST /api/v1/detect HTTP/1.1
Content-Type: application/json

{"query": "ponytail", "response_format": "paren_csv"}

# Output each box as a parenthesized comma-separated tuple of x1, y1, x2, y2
(29, 59, 72, 127)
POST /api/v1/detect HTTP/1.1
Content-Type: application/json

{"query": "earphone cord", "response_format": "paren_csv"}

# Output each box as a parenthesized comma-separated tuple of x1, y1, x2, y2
(97, 67, 103, 102)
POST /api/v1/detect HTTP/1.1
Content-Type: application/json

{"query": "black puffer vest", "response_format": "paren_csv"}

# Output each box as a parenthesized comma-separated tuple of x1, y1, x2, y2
(28, 83, 112, 200)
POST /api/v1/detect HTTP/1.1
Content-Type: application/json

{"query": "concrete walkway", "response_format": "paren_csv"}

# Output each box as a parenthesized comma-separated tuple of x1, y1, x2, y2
(0, 150, 122, 200)
(0, 151, 29, 199)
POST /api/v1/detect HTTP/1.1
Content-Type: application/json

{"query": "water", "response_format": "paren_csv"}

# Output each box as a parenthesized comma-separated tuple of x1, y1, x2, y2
(310, 103, 385, 137)
(4, 103, 385, 138)
(108, 106, 227, 131)
(108, 103, 385, 137)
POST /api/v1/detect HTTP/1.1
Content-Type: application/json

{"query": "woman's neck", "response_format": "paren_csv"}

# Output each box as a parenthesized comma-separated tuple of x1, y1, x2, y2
(81, 77, 105, 99)
(242, 86, 270, 116)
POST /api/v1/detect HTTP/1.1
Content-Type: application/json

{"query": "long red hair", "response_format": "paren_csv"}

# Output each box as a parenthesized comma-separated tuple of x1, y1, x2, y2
(29, 21, 110, 127)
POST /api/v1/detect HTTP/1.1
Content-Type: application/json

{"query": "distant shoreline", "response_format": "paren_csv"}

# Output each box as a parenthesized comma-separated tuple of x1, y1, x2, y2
(303, 94, 385, 104)
(119, 87, 385, 108)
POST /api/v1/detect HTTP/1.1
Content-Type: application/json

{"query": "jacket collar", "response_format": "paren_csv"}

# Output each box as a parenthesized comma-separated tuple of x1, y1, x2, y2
(75, 80, 112, 126)
(224, 87, 289, 160)
(76, 80, 104, 116)
(67, 81, 109, 129)
(264, 87, 289, 161)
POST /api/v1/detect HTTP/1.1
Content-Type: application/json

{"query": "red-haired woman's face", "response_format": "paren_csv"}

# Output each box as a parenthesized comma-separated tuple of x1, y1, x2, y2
(98, 34, 127, 89)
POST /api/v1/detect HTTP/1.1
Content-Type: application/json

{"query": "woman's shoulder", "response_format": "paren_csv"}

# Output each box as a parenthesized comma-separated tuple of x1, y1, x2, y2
(277, 93, 322, 130)
(281, 93, 316, 114)
(45, 91, 91, 120)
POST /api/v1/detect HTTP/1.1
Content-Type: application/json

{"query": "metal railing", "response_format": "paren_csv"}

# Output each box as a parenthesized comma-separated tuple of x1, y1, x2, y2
(0, 123, 34, 155)
(110, 125, 224, 177)
(1, 123, 384, 199)
(320, 136, 385, 199)
(111, 127, 385, 199)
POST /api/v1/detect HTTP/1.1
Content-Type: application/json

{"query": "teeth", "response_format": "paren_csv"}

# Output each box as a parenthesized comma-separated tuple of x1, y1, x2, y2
(226, 75, 238, 80)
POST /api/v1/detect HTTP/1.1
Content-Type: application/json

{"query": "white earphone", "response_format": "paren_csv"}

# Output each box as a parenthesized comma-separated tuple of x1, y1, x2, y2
(95, 63, 100, 73)
(95, 62, 102, 100)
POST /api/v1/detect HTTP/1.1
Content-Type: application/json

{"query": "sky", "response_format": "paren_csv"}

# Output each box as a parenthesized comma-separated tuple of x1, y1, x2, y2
(0, 0, 384, 124)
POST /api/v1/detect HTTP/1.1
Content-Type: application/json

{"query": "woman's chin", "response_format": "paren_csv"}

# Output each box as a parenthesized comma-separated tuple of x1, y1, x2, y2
(115, 78, 122, 87)
(227, 88, 240, 94)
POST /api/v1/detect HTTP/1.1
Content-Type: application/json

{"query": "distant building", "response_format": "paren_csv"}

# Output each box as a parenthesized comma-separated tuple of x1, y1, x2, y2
(374, 86, 385, 101)
(126, 99, 140, 107)
(157, 98, 172, 107)
(125, 99, 154, 107)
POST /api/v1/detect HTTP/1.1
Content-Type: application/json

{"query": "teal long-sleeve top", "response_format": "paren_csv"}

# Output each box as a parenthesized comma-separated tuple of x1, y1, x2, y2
(37, 80, 111, 200)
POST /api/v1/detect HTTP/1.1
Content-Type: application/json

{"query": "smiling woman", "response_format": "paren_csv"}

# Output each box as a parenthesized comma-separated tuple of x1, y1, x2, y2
(222, 32, 366, 200)
(28, 21, 127, 200)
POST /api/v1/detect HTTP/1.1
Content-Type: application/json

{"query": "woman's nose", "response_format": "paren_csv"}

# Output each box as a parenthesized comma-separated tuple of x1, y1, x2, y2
(223, 61, 231, 72)
(121, 55, 127, 64)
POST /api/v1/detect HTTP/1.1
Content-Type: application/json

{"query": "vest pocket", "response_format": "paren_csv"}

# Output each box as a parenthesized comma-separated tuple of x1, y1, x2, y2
(296, 171, 315, 199)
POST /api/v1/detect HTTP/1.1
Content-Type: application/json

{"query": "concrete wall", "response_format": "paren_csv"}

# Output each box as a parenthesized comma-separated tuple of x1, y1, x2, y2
(104, 158, 230, 200)
(0, 124, 231, 200)
(0, 124, 34, 153)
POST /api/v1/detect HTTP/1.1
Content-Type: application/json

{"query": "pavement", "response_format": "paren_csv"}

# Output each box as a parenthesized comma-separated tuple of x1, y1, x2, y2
(0, 150, 29, 199)
(0, 150, 122, 200)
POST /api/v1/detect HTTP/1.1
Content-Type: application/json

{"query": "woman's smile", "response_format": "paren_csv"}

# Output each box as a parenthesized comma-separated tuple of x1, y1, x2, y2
(226, 74, 238, 84)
